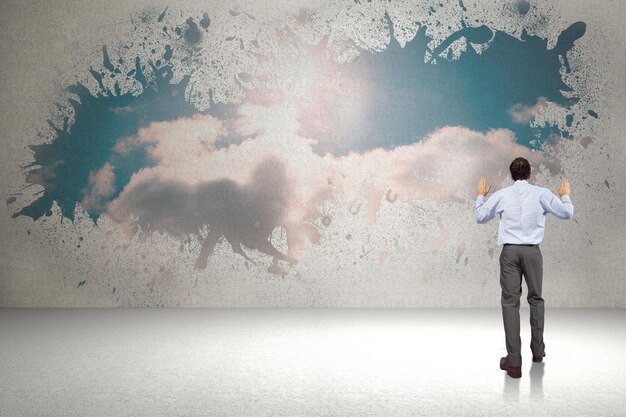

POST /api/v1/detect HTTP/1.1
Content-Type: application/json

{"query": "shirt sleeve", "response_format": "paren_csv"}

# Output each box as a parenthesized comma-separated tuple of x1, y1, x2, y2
(541, 190, 574, 219)
(475, 193, 499, 224)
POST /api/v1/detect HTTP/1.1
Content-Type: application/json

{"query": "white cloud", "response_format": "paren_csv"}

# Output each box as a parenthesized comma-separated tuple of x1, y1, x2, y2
(384, 126, 560, 203)
(81, 162, 116, 213)
(103, 104, 561, 269)
(508, 96, 567, 125)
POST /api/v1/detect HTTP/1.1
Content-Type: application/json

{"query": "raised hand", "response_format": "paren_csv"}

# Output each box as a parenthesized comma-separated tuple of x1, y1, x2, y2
(557, 179, 571, 197)
(477, 177, 491, 196)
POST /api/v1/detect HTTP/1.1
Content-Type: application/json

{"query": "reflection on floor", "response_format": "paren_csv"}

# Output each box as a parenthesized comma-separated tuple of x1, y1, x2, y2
(1, 308, 624, 416)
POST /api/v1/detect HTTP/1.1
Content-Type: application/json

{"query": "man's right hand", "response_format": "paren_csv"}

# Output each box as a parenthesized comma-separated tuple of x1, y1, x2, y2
(557, 179, 570, 197)
(477, 177, 491, 196)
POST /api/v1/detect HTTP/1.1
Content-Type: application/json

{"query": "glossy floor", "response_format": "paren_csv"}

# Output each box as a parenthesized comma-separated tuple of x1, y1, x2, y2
(1, 308, 624, 416)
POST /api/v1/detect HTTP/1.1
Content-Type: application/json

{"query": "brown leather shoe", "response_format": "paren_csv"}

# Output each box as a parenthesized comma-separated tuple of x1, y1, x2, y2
(500, 357, 522, 378)
(533, 353, 545, 363)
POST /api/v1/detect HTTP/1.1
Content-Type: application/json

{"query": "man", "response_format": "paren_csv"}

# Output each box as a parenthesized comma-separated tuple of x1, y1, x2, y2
(475, 157, 574, 378)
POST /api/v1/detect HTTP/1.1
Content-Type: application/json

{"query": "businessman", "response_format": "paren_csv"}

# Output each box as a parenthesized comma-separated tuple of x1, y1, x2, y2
(475, 157, 574, 378)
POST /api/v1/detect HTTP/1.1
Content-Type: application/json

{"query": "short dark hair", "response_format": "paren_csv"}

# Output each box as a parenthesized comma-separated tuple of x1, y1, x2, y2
(509, 157, 531, 181)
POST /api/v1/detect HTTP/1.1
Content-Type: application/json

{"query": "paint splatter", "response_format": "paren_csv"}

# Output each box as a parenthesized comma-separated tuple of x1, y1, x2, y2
(456, 242, 466, 263)
(13, 49, 237, 224)
(200, 13, 210, 29)
(552, 21, 586, 73)
(158, 7, 168, 22)
(183, 17, 202, 45)
(163, 45, 173, 61)
(296, 13, 583, 156)
(580, 136, 592, 148)
(11, 6, 590, 274)
(517, 0, 531, 16)
(379, 250, 389, 264)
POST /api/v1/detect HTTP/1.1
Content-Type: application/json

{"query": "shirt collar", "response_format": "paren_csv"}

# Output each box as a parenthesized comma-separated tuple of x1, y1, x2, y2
(514, 180, 529, 186)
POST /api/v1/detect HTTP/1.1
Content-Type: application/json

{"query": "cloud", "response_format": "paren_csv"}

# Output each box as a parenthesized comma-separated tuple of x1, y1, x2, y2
(81, 162, 116, 213)
(318, 125, 560, 224)
(508, 96, 566, 125)
(105, 112, 319, 270)
(103, 104, 561, 271)
(109, 105, 135, 115)
(114, 113, 227, 170)
(107, 154, 300, 270)
(385, 126, 560, 204)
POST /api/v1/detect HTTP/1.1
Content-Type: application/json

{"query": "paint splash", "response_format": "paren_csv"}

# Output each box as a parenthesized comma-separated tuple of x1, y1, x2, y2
(14, 51, 237, 224)
(12, 8, 589, 273)
(294, 13, 585, 156)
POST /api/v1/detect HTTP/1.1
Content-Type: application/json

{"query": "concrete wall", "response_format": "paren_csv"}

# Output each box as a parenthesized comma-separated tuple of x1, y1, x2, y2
(1, 0, 624, 307)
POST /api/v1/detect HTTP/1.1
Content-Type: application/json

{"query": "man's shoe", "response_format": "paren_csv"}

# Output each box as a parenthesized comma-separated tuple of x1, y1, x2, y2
(500, 357, 522, 378)
(532, 353, 545, 363)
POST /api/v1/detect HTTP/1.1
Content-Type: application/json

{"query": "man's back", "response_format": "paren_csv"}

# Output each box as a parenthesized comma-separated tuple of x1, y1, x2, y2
(475, 158, 574, 378)
(475, 179, 574, 245)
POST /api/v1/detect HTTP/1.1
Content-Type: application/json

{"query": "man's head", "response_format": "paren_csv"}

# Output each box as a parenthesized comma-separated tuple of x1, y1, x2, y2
(509, 157, 531, 181)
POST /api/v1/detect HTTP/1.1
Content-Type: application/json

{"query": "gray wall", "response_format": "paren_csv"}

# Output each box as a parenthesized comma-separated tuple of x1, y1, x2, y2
(1, 0, 625, 307)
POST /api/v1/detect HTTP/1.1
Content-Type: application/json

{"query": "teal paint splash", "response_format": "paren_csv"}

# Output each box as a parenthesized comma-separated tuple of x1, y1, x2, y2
(298, 13, 586, 156)
(13, 15, 588, 221)
(11, 9, 591, 270)
(14, 47, 237, 223)
(13, 12, 598, 221)
(518, 0, 531, 15)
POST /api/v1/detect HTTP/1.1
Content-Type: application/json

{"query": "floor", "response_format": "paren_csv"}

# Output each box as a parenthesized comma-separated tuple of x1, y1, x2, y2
(0, 308, 624, 416)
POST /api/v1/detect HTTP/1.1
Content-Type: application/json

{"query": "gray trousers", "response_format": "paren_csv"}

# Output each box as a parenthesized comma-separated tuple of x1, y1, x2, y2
(499, 244, 545, 367)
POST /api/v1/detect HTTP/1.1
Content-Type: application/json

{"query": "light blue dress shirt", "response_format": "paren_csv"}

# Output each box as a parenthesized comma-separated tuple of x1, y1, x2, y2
(475, 180, 574, 245)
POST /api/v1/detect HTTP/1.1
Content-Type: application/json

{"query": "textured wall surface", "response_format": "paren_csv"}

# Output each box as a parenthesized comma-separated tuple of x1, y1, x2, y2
(1, 0, 624, 307)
